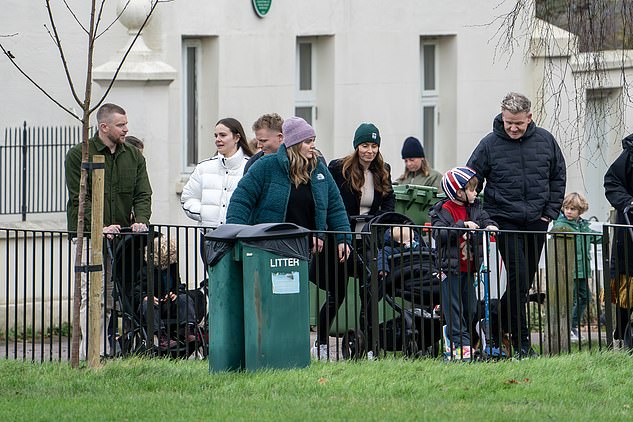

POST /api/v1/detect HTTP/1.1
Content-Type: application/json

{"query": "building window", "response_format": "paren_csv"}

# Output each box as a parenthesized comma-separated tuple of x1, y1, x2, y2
(421, 41, 439, 166)
(296, 38, 316, 125)
(422, 44, 436, 93)
(183, 39, 200, 168)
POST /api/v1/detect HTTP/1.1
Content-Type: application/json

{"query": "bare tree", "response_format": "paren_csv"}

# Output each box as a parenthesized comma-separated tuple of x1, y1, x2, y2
(493, 0, 633, 181)
(0, 0, 170, 368)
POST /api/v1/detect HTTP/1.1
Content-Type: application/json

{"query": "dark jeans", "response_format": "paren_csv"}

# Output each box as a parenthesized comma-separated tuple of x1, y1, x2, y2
(441, 272, 476, 347)
(496, 219, 548, 348)
(571, 278, 589, 329)
(141, 293, 197, 334)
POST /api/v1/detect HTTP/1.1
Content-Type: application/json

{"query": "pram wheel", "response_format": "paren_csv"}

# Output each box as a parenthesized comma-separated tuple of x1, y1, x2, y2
(404, 333, 419, 359)
(341, 329, 366, 360)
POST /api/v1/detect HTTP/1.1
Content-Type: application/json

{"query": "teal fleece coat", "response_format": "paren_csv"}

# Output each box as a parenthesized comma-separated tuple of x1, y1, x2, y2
(226, 145, 351, 244)
(551, 213, 601, 279)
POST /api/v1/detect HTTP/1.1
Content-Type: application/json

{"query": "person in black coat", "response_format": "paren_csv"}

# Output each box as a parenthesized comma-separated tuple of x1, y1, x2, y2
(604, 133, 633, 341)
(467, 92, 566, 358)
(310, 122, 394, 357)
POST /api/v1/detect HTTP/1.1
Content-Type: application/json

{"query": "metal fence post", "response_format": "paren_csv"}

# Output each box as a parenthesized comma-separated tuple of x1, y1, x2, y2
(21, 121, 27, 221)
(602, 224, 613, 347)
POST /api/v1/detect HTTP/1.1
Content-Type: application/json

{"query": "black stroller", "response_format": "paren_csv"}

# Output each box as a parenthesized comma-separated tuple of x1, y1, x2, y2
(341, 212, 442, 359)
(108, 230, 208, 359)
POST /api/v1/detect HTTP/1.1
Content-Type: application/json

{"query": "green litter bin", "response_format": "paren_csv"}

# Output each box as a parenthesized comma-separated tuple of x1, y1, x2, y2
(205, 224, 249, 372)
(393, 184, 445, 225)
(237, 223, 311, 370)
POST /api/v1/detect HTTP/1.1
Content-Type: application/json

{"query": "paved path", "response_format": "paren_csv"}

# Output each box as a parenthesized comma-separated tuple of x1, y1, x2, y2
(0, 326, 615, 363)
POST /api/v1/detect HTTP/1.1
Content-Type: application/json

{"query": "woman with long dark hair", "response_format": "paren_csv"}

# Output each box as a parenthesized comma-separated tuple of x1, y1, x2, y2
(312, 122, 394, 358)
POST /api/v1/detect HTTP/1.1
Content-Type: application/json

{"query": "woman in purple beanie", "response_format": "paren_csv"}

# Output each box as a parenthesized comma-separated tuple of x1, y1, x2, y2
(227, 117, 352, 360)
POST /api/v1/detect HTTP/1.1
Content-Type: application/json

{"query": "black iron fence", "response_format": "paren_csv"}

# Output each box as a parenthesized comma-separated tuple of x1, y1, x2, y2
(1, 221, 631, 362)
(0, 123, 89, 220)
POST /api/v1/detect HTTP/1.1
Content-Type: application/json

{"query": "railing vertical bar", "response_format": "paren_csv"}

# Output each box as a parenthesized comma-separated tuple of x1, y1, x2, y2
(39, 231, 45, 362)
(21, 122, 27, 220)
(3, 229, 9, 359)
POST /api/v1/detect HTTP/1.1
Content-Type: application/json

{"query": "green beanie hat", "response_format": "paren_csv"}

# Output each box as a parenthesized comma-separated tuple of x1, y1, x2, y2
(353, 123, 381, 149)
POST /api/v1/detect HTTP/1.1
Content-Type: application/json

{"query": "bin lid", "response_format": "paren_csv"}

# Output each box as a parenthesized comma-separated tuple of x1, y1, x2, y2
(204, 224, 249, 267)
(205, 223, 249, 241)
(237, 223, 311, 261)
(236, 222, 310, 240)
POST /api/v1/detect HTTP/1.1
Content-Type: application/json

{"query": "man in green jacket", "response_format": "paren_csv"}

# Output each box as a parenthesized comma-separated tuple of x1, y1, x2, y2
(65, 103, 152, 359)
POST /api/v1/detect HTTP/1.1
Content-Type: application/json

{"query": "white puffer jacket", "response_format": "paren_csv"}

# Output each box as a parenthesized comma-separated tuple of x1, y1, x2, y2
(181, 147, 249, 227)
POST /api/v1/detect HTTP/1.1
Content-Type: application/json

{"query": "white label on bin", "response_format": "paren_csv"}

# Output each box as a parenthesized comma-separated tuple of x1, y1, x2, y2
(271, 271, 300, 294)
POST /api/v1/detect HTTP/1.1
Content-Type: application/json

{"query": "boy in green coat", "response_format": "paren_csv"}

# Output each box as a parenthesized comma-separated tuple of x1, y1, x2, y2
(552, 192, 601, 341)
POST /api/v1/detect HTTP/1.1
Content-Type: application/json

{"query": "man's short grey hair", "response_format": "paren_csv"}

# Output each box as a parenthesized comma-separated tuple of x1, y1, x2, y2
(501, 92, 531, 114)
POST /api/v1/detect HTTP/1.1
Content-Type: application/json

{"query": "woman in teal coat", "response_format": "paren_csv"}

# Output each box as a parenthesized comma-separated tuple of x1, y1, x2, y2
(227, 117, 351, 359)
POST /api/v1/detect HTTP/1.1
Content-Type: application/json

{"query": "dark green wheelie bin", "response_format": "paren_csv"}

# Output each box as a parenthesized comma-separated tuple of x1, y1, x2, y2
(205, 224, 248, 372)
(236, 223, 311, 370)
(393, 184, 445, 225)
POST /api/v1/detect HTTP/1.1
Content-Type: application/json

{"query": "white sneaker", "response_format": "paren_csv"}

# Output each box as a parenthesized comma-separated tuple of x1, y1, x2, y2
(311, 343, 329, 361)
(367, 350, 374, 361)
(570, 328, 579, 342)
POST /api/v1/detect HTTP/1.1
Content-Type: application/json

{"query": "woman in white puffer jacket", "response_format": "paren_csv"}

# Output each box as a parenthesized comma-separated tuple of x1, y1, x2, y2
(181, 117, 253, 228)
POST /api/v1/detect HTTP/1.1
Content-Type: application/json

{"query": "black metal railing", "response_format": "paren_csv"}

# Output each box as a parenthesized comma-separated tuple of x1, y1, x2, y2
(1, 221, 630, 362)
(0, 123, 91, 220)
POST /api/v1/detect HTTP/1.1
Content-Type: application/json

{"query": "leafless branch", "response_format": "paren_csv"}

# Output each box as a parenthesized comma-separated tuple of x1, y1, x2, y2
(93, 0, 108, 38)
(96, 0, 129, 40)
(494, 0, 633, 193)
(43, 24, 58, 46)
(91, 0, 160, 114)
(0, 42, 80, 122)
(62, 0, 88, 34)
(0, 33, 18, 37)
(44, 0, 83, 107)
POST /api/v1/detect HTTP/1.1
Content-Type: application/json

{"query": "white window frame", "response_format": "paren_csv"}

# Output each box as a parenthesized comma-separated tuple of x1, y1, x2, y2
(420, 41, 439, 166)
(182, 38, 202, 171)
(295, 37, 317, 124)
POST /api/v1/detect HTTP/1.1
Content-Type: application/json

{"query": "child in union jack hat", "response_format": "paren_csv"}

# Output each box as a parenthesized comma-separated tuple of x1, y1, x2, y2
(429, 166, 498, 361)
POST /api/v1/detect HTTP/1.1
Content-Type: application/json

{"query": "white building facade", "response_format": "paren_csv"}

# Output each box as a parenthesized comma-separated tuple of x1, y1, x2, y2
(1, 0, 633, 225)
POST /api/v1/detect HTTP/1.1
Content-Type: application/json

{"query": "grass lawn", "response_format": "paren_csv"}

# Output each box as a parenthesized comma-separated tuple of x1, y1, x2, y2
(0, 352, 631, 421)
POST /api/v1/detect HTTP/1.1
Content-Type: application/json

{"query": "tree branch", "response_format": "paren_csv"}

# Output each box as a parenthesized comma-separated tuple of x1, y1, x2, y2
(96, 0, 130, 40)
(62, 0, 89, 35)
(44, 0, 83, 107)
(93, 0, 108, 38)
(0, 43, 80, 121)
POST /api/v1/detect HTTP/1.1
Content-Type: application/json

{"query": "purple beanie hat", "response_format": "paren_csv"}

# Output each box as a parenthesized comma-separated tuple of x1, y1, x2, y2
(282, 116, 316, 148)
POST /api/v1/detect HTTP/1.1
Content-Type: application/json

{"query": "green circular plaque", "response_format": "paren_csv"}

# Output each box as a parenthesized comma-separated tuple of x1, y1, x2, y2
(252, 0, 272, 18)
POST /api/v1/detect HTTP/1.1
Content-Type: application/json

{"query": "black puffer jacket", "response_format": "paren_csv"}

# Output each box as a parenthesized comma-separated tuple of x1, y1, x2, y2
(604, 134, 633, 276)
(429, 199, 497, 275)
(466, 114, 566, 225)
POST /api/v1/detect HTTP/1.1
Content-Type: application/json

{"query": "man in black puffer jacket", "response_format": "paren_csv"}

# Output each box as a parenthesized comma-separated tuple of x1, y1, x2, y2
(467, 92, 566, 358)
